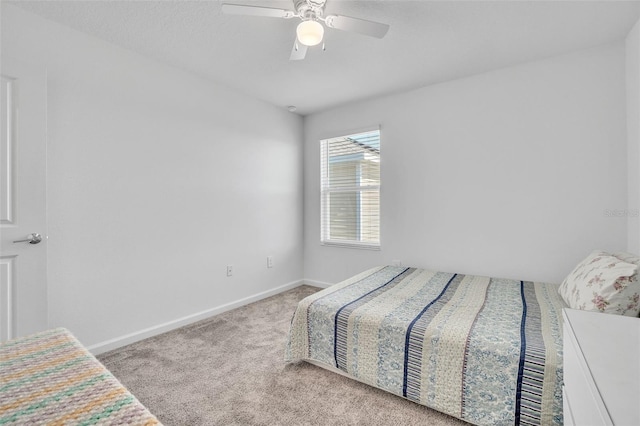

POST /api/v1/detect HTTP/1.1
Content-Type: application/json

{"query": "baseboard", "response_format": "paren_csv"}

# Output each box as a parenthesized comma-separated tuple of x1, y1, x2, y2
(87, 279, 304, 355)
(301, 278, 333, 289)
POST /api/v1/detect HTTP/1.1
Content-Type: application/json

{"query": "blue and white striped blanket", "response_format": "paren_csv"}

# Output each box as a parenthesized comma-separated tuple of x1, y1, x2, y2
(286, 266, 565, 425)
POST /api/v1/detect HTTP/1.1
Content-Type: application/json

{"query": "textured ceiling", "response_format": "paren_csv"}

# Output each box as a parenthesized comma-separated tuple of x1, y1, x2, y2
(11, 0, 640, 115)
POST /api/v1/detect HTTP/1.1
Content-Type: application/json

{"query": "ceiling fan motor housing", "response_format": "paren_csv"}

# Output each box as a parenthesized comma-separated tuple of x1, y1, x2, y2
(294, 0, 326, 20)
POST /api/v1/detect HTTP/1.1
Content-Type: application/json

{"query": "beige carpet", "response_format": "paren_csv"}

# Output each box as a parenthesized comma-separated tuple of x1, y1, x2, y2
(98, 285, 468, 426)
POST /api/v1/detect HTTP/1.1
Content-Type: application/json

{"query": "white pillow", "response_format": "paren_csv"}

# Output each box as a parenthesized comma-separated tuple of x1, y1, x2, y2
(559, 250, 640, 317)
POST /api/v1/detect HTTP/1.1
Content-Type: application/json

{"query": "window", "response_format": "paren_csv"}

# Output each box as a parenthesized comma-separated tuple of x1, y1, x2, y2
(321, 129, 380, 249)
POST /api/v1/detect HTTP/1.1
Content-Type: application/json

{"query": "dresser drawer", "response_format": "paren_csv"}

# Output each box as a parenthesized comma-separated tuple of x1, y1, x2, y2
(562, 311, 613, 426)
(562, 325, 609, 425)
(562, 386, 575, 426)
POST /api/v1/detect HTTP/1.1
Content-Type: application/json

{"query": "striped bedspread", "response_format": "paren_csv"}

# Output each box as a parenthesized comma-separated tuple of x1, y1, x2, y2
(0, 328, 161, 425)
(286, 266, 566, 425)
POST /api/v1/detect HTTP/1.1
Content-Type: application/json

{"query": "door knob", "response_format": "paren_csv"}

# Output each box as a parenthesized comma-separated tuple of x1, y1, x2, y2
(13, 233, 43, 244)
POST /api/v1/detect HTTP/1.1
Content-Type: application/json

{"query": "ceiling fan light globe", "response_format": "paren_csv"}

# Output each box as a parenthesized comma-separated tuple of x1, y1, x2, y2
(296, 20, 324, 46)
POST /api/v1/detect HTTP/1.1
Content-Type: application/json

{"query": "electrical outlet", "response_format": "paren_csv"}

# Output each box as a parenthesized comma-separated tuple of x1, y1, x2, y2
(267, 256, 274, 268)
(391, 260, 402, 267)
(226, 265, 233, 276)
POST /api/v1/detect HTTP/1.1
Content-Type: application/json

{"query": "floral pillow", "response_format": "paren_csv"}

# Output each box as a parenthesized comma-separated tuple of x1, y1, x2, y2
(558, 250, 640, 317)
(613, 251, 640, 267)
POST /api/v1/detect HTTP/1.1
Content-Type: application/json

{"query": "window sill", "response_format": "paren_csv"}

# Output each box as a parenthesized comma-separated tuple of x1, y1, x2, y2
(320, 241, 381, 251)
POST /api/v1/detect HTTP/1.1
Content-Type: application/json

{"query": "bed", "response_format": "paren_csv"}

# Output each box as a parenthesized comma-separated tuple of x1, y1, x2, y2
(0, 327, 161, 425)
(286, 266, 566, 425)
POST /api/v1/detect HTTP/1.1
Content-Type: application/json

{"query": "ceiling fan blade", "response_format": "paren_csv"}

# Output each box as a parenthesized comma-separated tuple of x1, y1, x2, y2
(290, 38, 307, 61)
(221, 4, 294, 18)
(325, 15, 389, 38)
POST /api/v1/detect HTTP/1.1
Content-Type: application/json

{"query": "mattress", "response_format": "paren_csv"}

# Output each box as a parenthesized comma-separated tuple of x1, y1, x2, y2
(286, 266, 566, 425)
(0, 327, 161, 425)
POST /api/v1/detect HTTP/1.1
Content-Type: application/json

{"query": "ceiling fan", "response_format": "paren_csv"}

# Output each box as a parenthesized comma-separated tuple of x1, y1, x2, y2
(221, 0, 390, 60)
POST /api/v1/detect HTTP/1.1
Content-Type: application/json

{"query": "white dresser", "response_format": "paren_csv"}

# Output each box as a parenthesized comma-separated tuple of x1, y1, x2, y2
(562, 309, 640, 425)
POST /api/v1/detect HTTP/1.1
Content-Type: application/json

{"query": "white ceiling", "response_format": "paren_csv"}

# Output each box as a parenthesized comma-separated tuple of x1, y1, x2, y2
(11, 0, 640, 115)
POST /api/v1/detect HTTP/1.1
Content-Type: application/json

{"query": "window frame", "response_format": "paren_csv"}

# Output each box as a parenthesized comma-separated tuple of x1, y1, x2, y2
(320, 127, 381, 250)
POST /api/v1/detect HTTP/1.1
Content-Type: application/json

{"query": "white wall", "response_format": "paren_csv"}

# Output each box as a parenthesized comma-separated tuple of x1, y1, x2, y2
(2, 4, 633, 350)
(2, 4, 304, 351)
(304, 43, 628, 286)
(627, 19, 640, 254)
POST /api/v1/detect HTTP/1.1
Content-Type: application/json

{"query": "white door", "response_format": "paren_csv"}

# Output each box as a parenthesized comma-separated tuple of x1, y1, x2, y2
(0, 57, 48, 342)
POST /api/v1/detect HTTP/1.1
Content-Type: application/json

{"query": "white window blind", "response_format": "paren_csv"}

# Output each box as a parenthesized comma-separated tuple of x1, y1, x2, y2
(321, 129, 380, 248)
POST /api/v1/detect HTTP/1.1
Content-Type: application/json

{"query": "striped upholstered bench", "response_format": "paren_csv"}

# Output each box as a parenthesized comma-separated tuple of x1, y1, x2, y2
(0, 328, 161, 425)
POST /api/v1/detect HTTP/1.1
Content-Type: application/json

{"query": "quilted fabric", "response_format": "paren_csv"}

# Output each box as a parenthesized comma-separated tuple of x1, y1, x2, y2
(0, 328, 161, 425)
(287, 266, 566, 425)
(558, 250, 640, 316)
